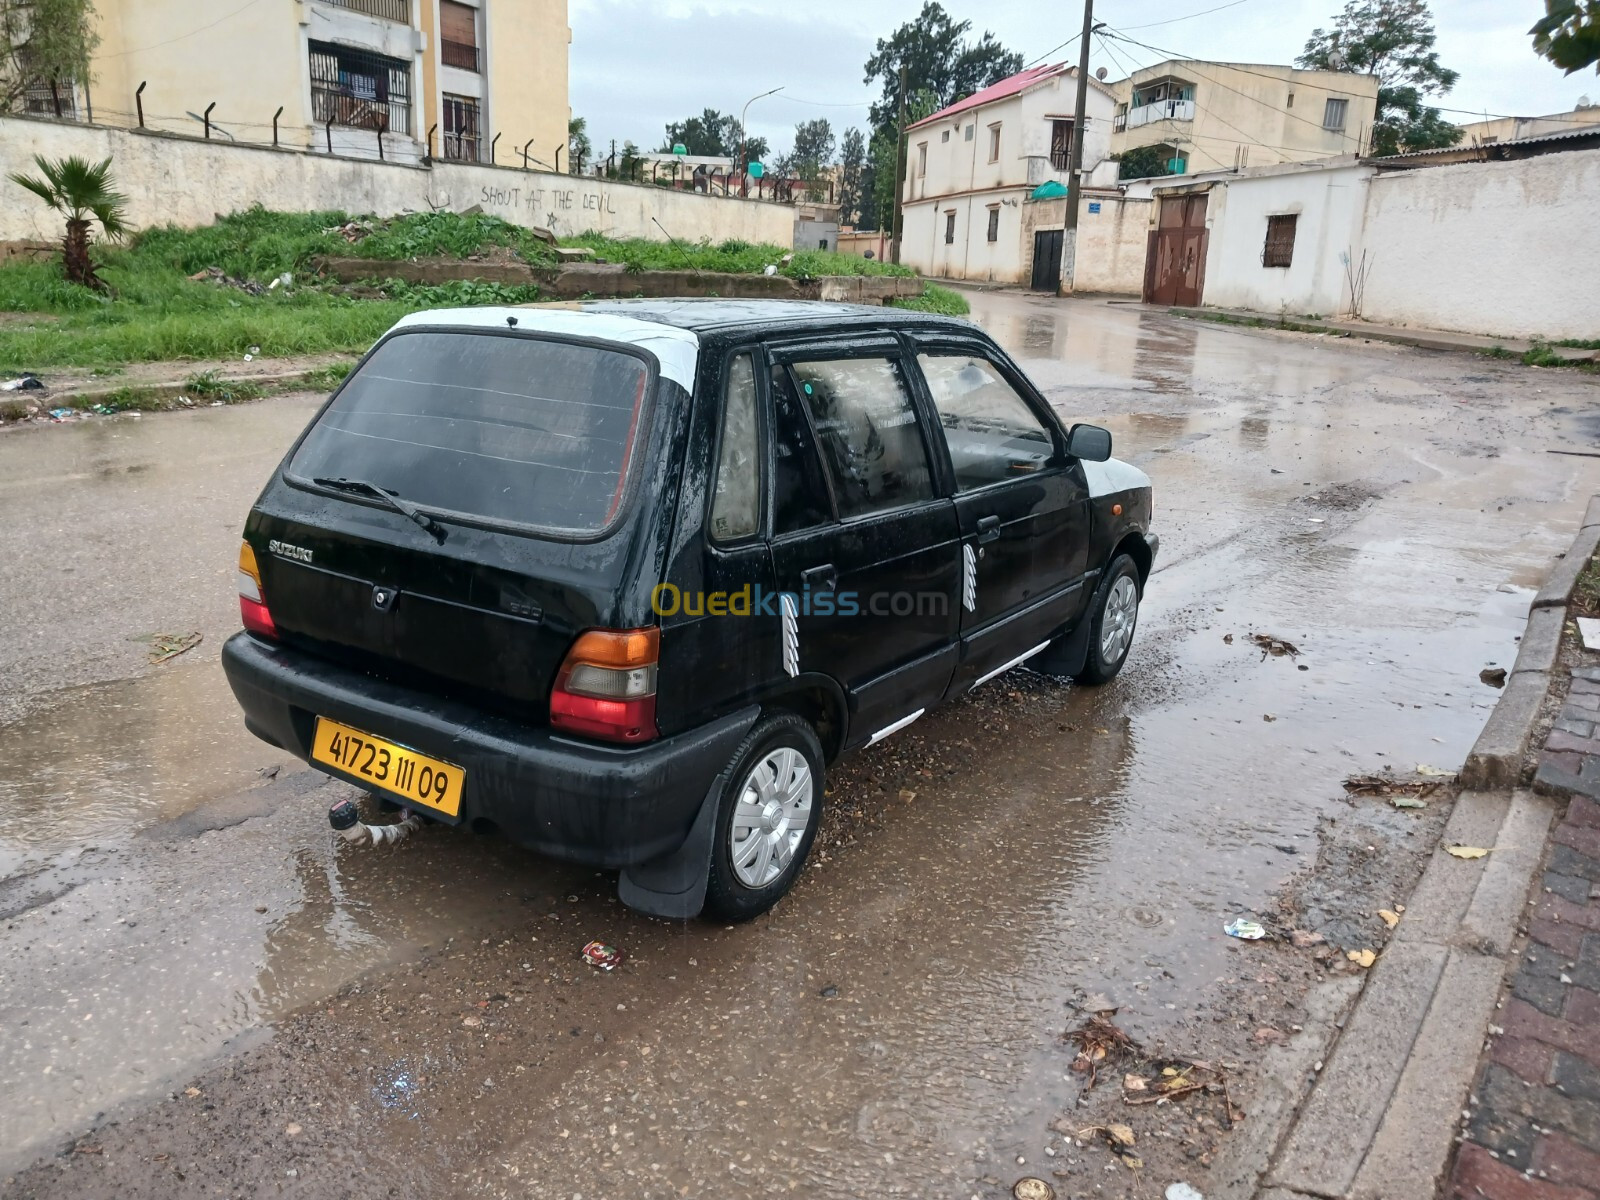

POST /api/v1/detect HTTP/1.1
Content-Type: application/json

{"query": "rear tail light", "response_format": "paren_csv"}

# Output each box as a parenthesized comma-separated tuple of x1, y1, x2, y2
(549, 627, 659, 743)
(237, 541, 278, 639)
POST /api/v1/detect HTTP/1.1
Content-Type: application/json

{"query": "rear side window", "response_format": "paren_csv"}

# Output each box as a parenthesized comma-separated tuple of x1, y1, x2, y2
(769, 364, 833, 536)
(288, 331, 651, 535)
(709, 353, 760, 541)
(918, 354, 1054, 489)
(789, 357, 935, 519)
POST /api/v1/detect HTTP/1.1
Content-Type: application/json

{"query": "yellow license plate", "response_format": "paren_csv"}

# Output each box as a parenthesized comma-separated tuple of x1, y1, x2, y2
(311, 717, 465, 817)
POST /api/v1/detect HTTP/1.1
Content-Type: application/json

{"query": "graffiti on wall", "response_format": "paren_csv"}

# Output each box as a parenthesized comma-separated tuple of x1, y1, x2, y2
(475, 184, 618, 231)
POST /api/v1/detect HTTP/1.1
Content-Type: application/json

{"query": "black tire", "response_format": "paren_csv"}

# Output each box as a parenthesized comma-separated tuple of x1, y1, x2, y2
(703, 712, 825, 923)
(1075, 554, 1142, 685)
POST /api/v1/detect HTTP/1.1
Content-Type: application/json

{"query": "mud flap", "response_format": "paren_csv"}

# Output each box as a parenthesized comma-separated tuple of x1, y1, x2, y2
(617, 770, 727, 919)
(1031, 569, 1115, 678)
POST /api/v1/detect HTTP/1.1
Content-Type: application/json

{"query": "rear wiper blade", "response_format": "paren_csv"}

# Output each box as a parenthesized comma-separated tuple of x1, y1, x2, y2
(312, 476, 446, 542)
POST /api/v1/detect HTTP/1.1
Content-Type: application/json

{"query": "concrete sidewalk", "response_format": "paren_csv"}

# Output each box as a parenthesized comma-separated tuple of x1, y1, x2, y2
(1166, 306, 1600, 363)
(1221, 501, 1600, 1200)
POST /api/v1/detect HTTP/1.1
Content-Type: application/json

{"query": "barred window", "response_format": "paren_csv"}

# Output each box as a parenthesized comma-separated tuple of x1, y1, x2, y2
(309, 41, 413, 136)
(1263, 214, 1298, 269)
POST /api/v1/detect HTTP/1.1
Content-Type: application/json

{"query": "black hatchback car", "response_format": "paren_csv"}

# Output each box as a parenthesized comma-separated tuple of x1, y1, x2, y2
(223, 300, 1156, 920)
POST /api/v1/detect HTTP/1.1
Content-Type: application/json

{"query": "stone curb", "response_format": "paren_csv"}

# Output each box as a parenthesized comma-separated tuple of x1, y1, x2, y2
(1, 368, 338, 424)
(1459, 498, 1599, 789)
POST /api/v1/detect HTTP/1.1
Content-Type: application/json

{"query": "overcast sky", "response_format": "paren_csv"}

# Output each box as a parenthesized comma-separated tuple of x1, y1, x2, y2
(570, 0, 1595, 159)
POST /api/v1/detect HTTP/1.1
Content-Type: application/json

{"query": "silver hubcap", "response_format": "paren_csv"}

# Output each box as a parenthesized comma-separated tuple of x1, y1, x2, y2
(729, 746, 813, 889)
(1100, 575, 1139, 664)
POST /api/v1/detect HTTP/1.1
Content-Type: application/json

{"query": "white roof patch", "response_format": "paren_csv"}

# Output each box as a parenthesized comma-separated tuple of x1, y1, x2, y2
(389, 306, 701, 392)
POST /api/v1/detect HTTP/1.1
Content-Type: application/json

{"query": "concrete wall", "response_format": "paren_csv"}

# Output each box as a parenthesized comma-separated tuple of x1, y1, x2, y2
(0, 114, 796, 248)
(1359, 151, 1600, 340)
(1197, 162, 1371, 316)
(1020, 194, 1152, 294)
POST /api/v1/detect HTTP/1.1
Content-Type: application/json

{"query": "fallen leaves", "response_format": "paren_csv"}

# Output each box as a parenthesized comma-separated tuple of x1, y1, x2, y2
(1416, 764, 1453, 777)
(1342, 774, 1444, 803)
(1077, 1123, 1142, 1169)
(1289, 929, 1326, 949)
(1065, 1014, 1139, 1085)
(1377, 909, 1401, 929)
(1347, 949, 1377, 968)
(1251, 632, 1300, 658)
(1446, 845, 1490, 860)
(146, 631, 203, 664)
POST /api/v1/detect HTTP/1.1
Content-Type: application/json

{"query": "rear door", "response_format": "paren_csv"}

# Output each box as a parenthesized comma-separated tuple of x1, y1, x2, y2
(765, 337, 962, 748)
(251, 327, 663, 719)
(909, 337, 1092, 694)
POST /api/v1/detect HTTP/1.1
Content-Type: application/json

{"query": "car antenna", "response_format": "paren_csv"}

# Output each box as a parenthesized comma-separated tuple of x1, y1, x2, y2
(651, 217, 701, 276)
(506, 315, 519, 328)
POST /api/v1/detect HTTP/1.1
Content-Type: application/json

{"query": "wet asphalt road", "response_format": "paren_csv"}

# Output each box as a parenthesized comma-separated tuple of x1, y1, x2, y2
(2, 294, 1598, 1197)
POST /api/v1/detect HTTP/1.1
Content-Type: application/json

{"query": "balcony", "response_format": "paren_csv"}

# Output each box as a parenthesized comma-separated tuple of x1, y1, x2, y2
(441, 39, 479, 71)
(1123, 98, 1195, 130)
(323, 0, 411, 21)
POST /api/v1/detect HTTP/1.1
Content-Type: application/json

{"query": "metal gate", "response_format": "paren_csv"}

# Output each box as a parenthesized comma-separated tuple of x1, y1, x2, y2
(1142, 193, 1209, 307)
(1030, 229, 1063, 292)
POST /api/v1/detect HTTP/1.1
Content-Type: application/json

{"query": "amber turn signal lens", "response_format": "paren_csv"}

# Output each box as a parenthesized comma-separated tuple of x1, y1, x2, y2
(566, 627, 660, 669)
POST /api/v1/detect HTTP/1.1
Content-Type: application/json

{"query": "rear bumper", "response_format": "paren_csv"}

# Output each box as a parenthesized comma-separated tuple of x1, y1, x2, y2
(221, 632, 756, 868)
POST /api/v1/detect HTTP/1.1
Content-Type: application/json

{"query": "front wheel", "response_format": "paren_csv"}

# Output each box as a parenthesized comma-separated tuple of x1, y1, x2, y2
(1075, 554, 1142, 685)
(702, 712, 825, 922)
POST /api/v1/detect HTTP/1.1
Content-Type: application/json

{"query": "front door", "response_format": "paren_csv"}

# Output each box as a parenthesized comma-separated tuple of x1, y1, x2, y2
(909, 339, 1092, 695)
(1031, 228, 1063, 292)
(1143, 193, 1208, 306)
(764, 341, 962, 749)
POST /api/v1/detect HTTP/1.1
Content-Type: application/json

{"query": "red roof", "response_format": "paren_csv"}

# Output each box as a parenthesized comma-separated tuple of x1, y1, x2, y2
(907, 63, 1071, 131)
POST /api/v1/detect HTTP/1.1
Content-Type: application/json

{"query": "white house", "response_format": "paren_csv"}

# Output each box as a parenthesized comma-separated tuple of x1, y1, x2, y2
(899, 63, 1120, 285)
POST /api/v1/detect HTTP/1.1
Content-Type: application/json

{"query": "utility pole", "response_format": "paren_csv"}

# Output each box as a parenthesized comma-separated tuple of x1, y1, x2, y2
(890, 61, 908, 264)
(1058, 0, 1098, 296)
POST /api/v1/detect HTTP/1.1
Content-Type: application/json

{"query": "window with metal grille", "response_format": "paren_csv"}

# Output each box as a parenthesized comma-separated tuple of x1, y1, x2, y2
(1322, 97, 1348, 131)
(944, 211, 956, 244)
(440, 0, 479, 71)
(23, 76, 77, 118)
(1049, 120, 1073, 170)
(324, 0, 410, 22)
(1263, 214, 1297, 268)
(442, 93, 480, 161)
(309, 41, 413, 136)
(987, 123, 1001, 163)
(986, 206, 999, 242)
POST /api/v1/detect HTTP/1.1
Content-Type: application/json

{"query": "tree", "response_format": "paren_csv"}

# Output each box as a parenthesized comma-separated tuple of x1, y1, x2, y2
(789, 118, 836, 184)
(867, 88, 937, 233)
(863, 1, 1023, 134)
(8, 154, 127, 289)
(1, 0, 100, 115)
(1114, 145, 1176, 180)
(1297, 0, 1463, 156)
(837, 127, 867, 226)
(567, 116, 591, 173)
(660, 108, 768, 168)
(1531, 1, 1600, 74)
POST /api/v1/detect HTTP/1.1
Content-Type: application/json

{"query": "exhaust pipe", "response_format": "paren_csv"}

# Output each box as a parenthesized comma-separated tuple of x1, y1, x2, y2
(329, 798, 422, 847)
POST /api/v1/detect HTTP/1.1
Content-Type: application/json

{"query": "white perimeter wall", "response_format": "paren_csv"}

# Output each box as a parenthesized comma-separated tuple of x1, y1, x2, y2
(1359, 150, 1600, 340)
(0, 115, 795, 248)
(1199, 163, 1370, 317)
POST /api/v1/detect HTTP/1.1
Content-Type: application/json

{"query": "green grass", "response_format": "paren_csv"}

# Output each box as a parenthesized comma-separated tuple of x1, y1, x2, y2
(295, 362, 354, 393)
(1554, 338, 1600, 350)
(890, 283, 968, 316)
(184, 370, 266, 403)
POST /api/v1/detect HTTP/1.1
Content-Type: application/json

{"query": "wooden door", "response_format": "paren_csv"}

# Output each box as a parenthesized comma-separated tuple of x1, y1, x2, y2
(1142, 193, 1208, 307)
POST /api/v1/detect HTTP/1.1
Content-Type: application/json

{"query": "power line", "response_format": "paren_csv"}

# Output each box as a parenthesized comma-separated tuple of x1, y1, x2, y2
(93, 0, 267, 59)
(1118, 0, 1259, 31)
(1025, 34, 1081, 70)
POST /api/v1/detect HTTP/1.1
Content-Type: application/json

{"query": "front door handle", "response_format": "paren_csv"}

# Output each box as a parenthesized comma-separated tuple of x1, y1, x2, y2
(802, 562, 838, 591)
(976, 515, 1002, 545)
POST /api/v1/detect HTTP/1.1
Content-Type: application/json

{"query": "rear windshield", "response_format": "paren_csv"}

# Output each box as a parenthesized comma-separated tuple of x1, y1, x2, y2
(288, 330, 652, 535)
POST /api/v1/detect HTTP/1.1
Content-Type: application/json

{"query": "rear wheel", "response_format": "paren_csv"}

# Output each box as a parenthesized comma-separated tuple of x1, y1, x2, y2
(1075, 554, 1142, 685)
(703, 712, 825, 922)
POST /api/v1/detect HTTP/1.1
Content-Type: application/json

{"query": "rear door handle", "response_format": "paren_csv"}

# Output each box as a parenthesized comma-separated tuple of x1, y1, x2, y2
(976, 515, 1002, 545)
(802, 563, 838, 591)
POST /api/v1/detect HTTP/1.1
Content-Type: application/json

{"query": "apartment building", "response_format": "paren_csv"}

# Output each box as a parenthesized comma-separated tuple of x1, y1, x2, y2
(1457, 102, 1600, 146)
(1108, 60, 1379, 175)
(79, 0, 568, 166)
(899, 62, 1119, 284)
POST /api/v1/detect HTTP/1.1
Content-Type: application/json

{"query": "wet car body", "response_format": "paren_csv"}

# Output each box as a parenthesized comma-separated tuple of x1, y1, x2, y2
(222, 299, 1156, 919)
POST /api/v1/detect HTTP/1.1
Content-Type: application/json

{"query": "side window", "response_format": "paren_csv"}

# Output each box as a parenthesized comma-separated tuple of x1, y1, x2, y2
(790, 357, 935, 519)
(709, 353, 760, 541)
(769, 362, 833, 536)
(918, 353, 1055, 490)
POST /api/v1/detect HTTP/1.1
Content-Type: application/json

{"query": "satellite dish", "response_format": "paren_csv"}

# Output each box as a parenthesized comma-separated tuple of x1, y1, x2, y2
(1580, 93, 1593, 107)
(1096, 67, 1108, 80)
(1328, 49, 1346, 69)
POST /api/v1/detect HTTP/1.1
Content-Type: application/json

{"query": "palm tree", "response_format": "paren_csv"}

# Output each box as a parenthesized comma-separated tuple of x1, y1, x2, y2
(8, 155, 129, 290)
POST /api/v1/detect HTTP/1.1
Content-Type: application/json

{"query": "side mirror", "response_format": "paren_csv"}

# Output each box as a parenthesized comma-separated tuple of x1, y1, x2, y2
(1067, 423, 1113, 462)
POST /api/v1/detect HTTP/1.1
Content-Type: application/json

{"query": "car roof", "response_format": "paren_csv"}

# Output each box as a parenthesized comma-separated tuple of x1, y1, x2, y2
(571, 298, 979, 337)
